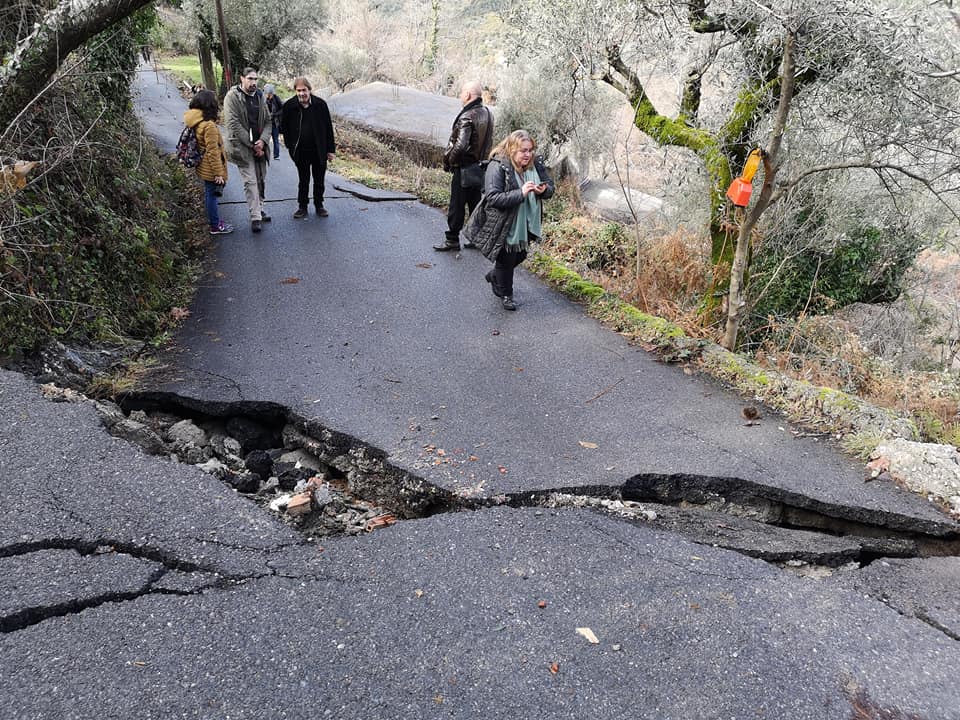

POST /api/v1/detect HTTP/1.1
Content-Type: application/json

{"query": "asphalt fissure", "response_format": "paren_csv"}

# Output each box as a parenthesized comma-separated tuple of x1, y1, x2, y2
(106, 392, 960, 572)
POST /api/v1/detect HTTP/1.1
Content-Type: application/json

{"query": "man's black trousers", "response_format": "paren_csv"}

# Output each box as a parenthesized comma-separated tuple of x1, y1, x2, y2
(295, 150, 327, 209)
(445, 168, 482, 243)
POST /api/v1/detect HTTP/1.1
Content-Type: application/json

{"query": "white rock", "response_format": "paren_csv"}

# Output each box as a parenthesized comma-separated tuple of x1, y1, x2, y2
(873, 439, 960, 514)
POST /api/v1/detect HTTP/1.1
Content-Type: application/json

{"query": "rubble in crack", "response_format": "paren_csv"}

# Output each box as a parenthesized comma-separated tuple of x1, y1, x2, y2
(93, 400, 397, 537)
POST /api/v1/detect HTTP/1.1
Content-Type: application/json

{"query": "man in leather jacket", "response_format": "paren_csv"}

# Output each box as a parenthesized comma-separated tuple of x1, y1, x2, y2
(434, 80, 494, 251)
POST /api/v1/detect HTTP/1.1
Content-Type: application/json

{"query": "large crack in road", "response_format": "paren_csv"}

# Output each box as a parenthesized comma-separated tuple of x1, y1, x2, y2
(109, 391, 960, 568)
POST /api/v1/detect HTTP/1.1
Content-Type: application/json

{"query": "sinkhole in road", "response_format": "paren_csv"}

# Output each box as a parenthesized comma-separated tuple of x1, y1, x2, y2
(106, 392, 960, 572)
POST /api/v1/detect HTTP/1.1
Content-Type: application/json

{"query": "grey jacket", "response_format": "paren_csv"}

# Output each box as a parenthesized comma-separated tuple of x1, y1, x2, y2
(463, 155, 554, 262)
(222, 85, 272, 167)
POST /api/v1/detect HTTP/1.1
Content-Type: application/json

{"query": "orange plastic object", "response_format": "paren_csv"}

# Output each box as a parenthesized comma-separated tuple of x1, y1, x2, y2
(726, 178, 753, 207)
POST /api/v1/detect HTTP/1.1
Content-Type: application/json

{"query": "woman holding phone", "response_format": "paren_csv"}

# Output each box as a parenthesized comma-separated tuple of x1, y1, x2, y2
(463, 129, 554, 311)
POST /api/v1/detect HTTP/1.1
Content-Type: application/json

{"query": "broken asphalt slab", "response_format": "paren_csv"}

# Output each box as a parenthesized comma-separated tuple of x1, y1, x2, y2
(2, 371, 960, 718)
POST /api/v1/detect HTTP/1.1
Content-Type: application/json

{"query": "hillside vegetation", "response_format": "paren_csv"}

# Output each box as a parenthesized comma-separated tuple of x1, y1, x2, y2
(0, 8, 203, 362)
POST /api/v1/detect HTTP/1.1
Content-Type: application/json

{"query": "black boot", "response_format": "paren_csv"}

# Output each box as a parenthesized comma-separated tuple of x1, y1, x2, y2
(433, 241, 460, 252)
(485, 271, 503, 297)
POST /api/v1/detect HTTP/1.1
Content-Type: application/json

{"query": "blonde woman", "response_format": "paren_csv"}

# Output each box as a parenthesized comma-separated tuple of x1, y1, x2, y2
(463, 130, 554, 310)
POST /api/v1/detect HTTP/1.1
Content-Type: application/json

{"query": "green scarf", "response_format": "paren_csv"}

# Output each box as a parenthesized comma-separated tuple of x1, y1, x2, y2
(505, 166, 543, 250)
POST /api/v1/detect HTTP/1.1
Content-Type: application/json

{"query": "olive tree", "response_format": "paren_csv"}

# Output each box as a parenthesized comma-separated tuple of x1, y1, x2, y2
(0, 0, 155, 132)
(184, 0, 326, 86)
(506, 0, 960, 349)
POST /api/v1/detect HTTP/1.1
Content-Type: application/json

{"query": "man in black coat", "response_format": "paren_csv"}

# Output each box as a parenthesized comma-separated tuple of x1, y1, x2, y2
(280, 77, 336, 218)
(434, 80, 494, 251)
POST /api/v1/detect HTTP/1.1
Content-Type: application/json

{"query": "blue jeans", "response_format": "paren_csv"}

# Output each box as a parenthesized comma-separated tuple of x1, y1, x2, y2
(271, 123, 281, 158)
(203, 180, 221, 227)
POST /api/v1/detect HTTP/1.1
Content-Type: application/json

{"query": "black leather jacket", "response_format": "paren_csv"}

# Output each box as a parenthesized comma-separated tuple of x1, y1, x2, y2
(443, 97, 494, 170)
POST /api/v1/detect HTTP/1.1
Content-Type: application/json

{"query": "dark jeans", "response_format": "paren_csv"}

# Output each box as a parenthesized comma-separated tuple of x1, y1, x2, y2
(493, 247, 528, 297)
(271, 123, 281, 159)
(294, 150, 327, 209)
(446, 168, 482, 243)
(203, 180, 221, 227)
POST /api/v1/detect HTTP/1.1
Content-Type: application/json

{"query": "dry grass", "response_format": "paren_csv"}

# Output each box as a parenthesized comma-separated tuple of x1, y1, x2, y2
(754, 315, 960, 444)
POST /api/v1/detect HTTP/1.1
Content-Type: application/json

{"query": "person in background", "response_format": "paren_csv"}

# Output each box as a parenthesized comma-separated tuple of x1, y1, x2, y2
(463, 129, 553, 311)
(434, 79, 494, 252)
(280, 76, 336, 219)
(183, 89, 232, 235)
(223, 67, 272, 233)
(264, 84, 283, 160)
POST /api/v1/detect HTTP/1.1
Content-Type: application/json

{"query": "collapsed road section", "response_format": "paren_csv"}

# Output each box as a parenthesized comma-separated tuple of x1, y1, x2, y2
(89, 388, 960, 573)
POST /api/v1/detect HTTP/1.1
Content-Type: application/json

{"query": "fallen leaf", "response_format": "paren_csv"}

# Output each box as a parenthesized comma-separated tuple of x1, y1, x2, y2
(549, 662, 560, 675)
(689, 603, 700, 610)
(212, 271, 226, 278)
(434, 695, 444, 704)
(416, 262, 433, 269)
(513, 367, 524, 372)
(498, 465, 508, 474)
(468, 455, 478, 462)
(133, 661, 148, 667)
(491, 330, 500, 336)
(537, 600, 547, 609)
(169, 306, 190, 320)
(436, 448, 446, 457)
(576, 627, 600, 644)
(578, 441, 599, 449)
(414, 589, 425, 598)
(280, 277, 300, 284)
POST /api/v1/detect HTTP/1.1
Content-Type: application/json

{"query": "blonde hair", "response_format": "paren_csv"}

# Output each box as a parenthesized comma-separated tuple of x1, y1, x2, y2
(490, 130, 536, 171)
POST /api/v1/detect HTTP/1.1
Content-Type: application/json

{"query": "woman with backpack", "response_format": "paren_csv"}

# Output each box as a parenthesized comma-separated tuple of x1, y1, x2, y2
(183, 89, 233, 235)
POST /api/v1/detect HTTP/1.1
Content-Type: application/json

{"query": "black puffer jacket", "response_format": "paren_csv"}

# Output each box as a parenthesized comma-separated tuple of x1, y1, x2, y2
(463, 155, 554, 262)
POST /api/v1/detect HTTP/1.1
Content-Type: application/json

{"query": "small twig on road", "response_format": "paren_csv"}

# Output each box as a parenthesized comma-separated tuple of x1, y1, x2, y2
(585, 378, 624, 404)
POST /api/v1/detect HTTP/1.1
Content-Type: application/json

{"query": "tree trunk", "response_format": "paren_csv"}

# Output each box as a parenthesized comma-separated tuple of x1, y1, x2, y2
(198, 36, 217, 95)
(0, 0, 155, 133)
(721, 32, 796, 350)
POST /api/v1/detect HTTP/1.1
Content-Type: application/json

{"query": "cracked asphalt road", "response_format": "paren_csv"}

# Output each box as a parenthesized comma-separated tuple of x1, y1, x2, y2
(0, 69, 958, 718)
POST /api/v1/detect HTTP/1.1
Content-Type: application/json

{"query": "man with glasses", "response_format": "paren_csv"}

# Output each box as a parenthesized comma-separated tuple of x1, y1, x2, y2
(223, 67, 273, 232)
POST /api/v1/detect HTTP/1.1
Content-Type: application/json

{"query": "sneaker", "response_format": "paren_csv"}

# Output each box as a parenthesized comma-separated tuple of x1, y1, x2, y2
(293, 207, 308, 219)
(260, 211, 272, 222)
(316, 206, 329, 217)
(251, 219, 262, 233)
(502, 295, 517, 311)
(209, 222, 234, 235)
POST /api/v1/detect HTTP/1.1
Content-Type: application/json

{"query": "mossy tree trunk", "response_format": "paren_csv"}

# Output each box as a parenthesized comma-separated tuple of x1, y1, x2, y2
(722, 32, 796, 350)
(198, 36, 218, 95)
(0, 0, 155, 134)
(599, 1, 794, 329)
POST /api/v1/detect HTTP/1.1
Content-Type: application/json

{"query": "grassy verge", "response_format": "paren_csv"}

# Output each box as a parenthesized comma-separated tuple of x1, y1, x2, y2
(156, 53, 291, 99)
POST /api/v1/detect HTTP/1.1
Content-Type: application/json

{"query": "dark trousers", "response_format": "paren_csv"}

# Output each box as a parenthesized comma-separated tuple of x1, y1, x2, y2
(493, 247, 528, 297)
(446, 169, 482, 243)
(294, 150, 327, 209)
(271, 123, 281, 159)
